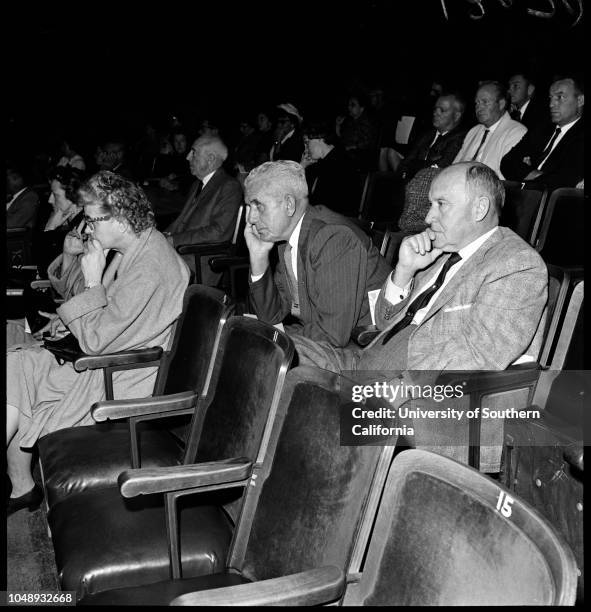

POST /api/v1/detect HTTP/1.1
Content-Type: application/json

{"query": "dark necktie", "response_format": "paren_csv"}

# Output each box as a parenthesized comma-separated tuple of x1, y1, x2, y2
(471, 129, 489, 161)
(510, 108, 522, 121)
(381, 252, 462, 345)
(283, 243, 300, 317)
(424, 132, 440, 161)
(537, 127, 562, 168)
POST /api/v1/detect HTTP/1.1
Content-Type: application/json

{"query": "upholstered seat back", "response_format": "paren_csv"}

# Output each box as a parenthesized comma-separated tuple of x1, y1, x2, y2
(157, 285, 230, 397)
(500, 181, 548, 244)
(189, 317, 294, 466)
(235, 366, 397, 583)
(345, 449, 577, 606)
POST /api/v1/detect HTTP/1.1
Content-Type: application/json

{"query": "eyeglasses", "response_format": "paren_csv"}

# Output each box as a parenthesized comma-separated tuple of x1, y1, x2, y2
(84, 214, 112, 229)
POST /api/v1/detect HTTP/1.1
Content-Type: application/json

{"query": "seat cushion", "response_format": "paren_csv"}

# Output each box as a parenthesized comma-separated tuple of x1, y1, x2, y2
(39, 423, 184, 508)
(79, 571, 249, 605)
(48, 484, 234, 599)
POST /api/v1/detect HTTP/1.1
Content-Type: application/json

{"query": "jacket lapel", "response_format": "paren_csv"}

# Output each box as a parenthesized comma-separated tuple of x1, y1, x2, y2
(416, 228, 504, 327)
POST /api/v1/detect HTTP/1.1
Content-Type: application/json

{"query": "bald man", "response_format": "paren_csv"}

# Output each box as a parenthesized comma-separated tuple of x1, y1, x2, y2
(165, 135, 243, 283)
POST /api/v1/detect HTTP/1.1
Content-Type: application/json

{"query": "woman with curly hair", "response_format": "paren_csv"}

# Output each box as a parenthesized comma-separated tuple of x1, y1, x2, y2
(6, 171, 190, 514)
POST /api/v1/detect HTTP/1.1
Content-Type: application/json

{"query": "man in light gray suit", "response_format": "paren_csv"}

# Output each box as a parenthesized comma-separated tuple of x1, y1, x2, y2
(296, 161, 547, 372)
(294, 161, 547, 470)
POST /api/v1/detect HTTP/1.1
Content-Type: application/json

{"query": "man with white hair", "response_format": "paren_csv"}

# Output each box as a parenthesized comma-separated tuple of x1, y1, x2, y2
(245, 160, 390, 350)
(165, 135, 243, 283)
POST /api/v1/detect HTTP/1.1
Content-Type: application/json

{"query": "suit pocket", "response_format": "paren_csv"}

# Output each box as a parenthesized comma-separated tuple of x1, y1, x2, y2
(443, 303, 472, 313)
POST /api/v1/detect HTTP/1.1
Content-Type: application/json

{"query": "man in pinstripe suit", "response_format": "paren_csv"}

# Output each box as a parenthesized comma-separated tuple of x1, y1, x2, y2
(245, 160, 390, 350)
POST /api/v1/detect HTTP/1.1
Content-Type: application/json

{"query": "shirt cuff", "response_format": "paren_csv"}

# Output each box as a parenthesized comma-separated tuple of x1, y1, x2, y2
(384, 270, 412, 305)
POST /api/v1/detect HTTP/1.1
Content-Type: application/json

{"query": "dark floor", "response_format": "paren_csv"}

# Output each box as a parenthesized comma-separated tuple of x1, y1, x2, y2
(7, 468, 58, 591)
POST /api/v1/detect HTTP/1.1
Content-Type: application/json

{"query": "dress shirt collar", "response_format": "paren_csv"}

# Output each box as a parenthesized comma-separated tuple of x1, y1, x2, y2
(6, 187, 27, 210)
(457, 226, 498, 262)
(483, 114, 503, 134)
(288, 211, 305, 250)
(518, 99, 531, 116)
(281, 129, 295, 145)
(556, 116, 580, 136)
(201, 170, 216, 187)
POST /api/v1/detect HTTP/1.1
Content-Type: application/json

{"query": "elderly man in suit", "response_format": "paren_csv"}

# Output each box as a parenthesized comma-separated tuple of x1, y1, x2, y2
(165, 135, 243, 284)
(501, 75, 584, 189)
(6, 166, 39, 229)
(398, 92, 467, 182)
(293, 161, 547, 372)
(245, 160, 390, 350)
(292, 161, 547, 470)
(454, 81, 527, 179)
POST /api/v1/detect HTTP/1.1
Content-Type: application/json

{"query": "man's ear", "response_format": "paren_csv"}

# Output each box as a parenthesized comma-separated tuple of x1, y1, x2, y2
(474, 195, 490, 221)
(498, 97, 507, 113)
(527, 84, 535, 98)
(285, 194, 296, 216)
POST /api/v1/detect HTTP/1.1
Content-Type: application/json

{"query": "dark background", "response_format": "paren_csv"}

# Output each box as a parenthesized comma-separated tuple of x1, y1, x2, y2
(6, 0, 585, 156)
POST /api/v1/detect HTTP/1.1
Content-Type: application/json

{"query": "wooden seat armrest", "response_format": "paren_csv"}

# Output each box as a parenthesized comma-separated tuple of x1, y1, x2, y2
(118, 457, 253, 498)
(91, 390, 199, 422)
(436, 363, 540, 394)
(208, 255, 249, 273)
(30, 279, 51, 290)
(351, 325, 379, 347)
(73, 346, 163, 372)
(169, 566, 345, 607)
(176, 241, 232, 256)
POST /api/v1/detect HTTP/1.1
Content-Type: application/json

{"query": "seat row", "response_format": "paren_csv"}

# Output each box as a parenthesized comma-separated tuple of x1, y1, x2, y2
(35, 284, 581, 604)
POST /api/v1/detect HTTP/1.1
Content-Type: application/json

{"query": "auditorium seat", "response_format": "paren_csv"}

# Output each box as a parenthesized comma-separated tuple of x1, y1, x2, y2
(174, 449, 577, 605)
(500, 180, 548, 245)
(47, 317, 294, 599)
(38, 285, 232, 509)
(75, 365, 398, 605)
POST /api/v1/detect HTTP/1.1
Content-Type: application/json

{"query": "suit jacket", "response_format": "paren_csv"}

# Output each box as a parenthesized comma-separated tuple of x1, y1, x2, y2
(500, 117, 584, 189)
(167, 168, 243, 282)
(454, 112, 527, 179)
(514, 96, 552, 132)
(271, 131, 305, 162)
(249, 205, 391, 347)
(364, 226, 548, 371)
(6, 188, 39, 229)
(399, 125, 467, 181)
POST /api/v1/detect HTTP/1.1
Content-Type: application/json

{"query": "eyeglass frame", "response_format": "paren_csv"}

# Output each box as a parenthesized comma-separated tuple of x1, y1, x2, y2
(84, 214, 112, 229)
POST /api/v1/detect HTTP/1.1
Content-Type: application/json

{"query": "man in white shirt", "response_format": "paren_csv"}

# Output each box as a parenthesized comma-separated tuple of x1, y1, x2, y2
(454, 81, 527, 178)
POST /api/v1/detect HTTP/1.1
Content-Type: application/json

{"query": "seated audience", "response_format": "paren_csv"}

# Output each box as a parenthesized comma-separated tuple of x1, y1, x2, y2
(56, 136, 86, 171)
(336, 93, 378, 170)
(164, 135, 243, 284)
(95, 139, 134, 179)
(245, 160, 390, 350)
(6, 165, 39, 229)
(300, 120, 361, 216)
(270, 103, 305, 162)
(500, 75, 584, 189)
(6, 171, 190, 514)
(507, 71, 551, 130)
(34, 166, 86, 277)
(234, 116, 263, 173)
(254, 109, 275, 166)
(398, 92, 467, 182)
(290, 162, 548, 374)
(454, 81, 527, 179)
